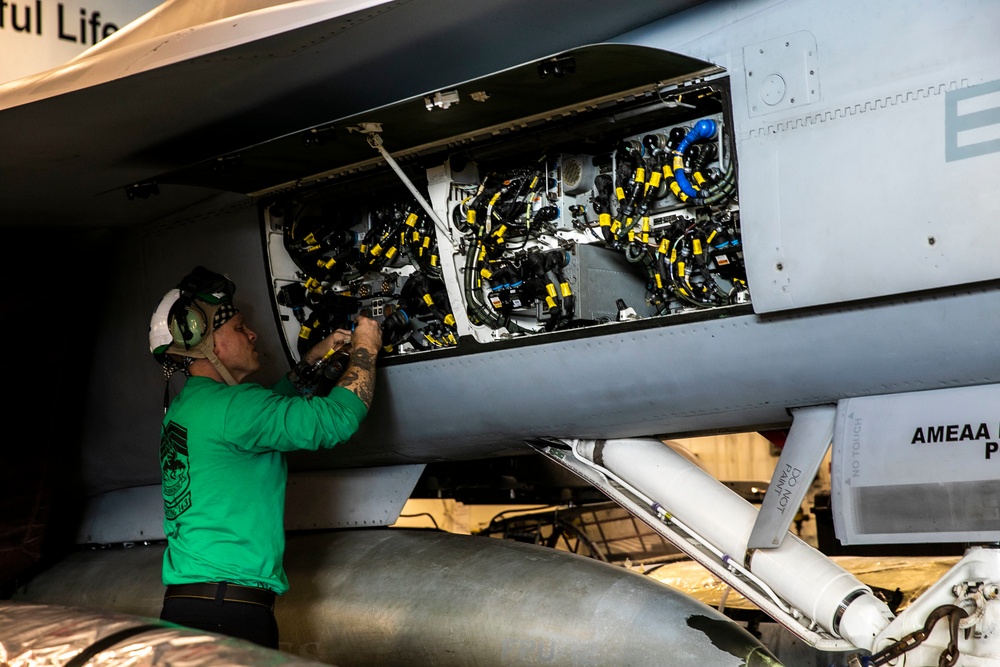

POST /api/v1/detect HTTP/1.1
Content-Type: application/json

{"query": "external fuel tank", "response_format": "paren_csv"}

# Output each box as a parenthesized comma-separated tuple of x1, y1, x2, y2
(14, 529, 781, 666)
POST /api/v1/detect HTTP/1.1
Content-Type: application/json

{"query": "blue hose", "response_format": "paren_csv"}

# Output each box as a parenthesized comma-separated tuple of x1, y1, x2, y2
(677, 119, 718, 153)
(673, 119, 718, 198)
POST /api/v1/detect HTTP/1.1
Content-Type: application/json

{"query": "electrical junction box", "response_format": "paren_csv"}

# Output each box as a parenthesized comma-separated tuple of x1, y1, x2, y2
(831, 383, 1000, 545)
(562, 243, 659, 322)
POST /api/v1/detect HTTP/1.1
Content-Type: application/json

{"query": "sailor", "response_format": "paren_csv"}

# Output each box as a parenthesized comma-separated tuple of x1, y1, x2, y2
(148, 266, 381, 648)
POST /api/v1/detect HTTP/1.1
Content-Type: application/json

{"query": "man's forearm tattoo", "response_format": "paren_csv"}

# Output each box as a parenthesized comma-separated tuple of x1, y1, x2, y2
(338, 347, 376, 407)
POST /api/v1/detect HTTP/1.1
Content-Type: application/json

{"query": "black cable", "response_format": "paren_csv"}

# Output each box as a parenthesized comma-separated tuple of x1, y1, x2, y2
(486, 505, 559, 527)
(398, 512, 441, 530)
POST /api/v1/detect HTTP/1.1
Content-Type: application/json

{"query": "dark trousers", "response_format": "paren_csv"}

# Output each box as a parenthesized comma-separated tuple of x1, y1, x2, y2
(160, 596, 279, 649)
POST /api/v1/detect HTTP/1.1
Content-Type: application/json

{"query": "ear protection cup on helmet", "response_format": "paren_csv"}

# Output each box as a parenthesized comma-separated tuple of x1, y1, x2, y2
(168, 296, 210, 350)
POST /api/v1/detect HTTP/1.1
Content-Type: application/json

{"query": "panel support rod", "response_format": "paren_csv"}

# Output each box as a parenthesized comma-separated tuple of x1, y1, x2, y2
(350, 123, 455, 243)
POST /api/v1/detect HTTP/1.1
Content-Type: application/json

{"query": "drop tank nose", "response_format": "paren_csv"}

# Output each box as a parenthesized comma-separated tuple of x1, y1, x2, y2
(748, 646, 785, 666)
(685, 613, 785, 667)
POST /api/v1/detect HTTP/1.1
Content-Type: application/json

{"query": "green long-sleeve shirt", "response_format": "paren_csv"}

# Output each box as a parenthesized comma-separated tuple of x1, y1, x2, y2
(159, 375, 367, 594)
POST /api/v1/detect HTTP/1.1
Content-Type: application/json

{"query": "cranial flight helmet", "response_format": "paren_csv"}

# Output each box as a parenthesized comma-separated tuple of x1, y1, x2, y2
(150, 266, 240, 389)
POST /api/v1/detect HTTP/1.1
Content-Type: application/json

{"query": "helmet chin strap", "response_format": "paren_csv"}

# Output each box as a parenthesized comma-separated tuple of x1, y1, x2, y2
(194, 336, 238, 386)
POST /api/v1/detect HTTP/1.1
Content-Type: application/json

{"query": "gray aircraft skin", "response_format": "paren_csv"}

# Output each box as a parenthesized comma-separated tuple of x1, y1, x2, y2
(2, 0, 999, 665)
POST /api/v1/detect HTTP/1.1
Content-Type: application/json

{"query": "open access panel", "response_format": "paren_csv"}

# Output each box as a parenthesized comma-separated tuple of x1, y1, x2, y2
(249, 45, 746, 383)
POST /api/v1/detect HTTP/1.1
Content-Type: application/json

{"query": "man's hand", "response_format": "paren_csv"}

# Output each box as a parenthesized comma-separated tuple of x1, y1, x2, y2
(335, 316, 382, 408)
(350, 316, 382, 354)
(304, 328, 352, 365)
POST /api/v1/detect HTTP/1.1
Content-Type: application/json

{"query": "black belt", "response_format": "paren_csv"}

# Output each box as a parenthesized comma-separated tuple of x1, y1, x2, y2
(164, 582, 276, 609)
